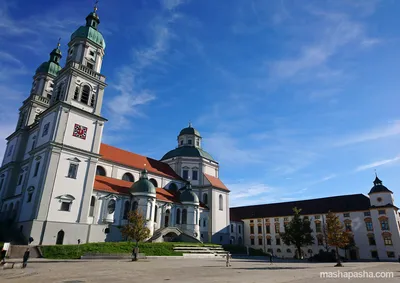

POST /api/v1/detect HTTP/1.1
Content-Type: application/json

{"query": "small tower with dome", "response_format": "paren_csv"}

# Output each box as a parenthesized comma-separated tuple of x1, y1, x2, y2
(179, 182, 200, 240)
(368, 174, 394, 207)
(130, 168, 157, 236)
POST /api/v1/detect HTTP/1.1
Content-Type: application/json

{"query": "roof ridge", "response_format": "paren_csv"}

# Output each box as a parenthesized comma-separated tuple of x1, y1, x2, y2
(101, 143, 159, 162)
(230, 193, 368, 209)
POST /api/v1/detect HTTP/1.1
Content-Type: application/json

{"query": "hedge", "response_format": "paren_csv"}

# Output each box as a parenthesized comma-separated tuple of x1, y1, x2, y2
(40, 242, 221, 259)
(223, 244, 268, 256)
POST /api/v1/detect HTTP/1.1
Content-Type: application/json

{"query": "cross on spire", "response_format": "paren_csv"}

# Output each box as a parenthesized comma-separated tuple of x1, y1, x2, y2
(57, 38, 61, 48)
(94, 0, 99, 12)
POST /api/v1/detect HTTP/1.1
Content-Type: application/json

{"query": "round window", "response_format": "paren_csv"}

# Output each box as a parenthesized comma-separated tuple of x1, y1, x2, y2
(108, 199, 116, 214)
(377, 197, 382, 202)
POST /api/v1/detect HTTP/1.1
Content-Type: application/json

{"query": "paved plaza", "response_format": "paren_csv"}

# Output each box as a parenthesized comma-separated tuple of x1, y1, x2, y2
(1, 258, 399, 282)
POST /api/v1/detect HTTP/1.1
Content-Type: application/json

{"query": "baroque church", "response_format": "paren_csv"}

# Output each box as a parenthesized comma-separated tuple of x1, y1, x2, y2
(0, 8, 230, 245)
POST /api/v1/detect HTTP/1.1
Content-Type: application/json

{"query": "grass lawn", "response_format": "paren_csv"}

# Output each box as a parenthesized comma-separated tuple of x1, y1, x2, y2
(40, 242, 221, 259)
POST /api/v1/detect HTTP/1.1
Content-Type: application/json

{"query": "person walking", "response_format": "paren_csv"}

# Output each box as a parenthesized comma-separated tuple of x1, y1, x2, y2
(22, 248, 30, 268)
(269, 253, 273, 265)
(225, 251, 231, 267)
(398, 255, 400, 263)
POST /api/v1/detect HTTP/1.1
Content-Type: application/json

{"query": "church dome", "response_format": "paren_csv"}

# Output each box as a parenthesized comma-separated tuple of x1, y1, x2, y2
(179, 124, 201, 137)
(129, 169, 156, 195)
(161, 146, 215, 161)
(368, 176, 393, 194)
(71, 26, 106, 49)
(36, 61, 62, 76)
(180, 183, 199, 204)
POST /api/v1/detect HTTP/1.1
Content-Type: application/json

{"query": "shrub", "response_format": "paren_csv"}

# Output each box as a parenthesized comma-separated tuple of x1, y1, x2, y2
(41, 242, 184, 259)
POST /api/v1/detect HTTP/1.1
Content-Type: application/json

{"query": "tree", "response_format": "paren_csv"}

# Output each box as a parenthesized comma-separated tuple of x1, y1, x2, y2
(120, 210, 150, 260)
(325, 211, 350, 267)
(280, 207, 314, 259)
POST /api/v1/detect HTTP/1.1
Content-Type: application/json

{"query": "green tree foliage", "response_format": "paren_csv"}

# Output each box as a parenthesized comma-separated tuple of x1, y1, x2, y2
(325, 211, 350, 267)
(280, 207, 314, 259)
(120, 210, 150, 247)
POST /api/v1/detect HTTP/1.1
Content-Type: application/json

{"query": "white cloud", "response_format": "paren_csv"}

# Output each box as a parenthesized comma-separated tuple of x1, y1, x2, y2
(161, 0, 186, 11)
(334, 120, 400, 147)
(355, 156, 400, 172)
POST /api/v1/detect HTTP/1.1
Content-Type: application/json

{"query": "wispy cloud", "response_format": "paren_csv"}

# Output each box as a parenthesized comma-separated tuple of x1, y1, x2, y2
(334, 120, 400, 147)
(355, 155, 400, 172)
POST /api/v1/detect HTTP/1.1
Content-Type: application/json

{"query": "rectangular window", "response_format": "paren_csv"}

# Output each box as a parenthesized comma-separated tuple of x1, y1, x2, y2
(67, 163, 78, 179)
(364, 211, 371, 217)
(284, 217, 289, 221)
(275, 223, 280, 233)
(238, 225, 241, 234)
(17, 174, 23, 186)
(303, 216, 309, 220)
(27, 192, 33, 203)
(315, 222, 322, 233)
(266, 225, 270, 234)
(196, 140, 199, 146)
(315, 215, 320, 220)
(378, 210, 385, 215)
(33, 162, 40, 177)
(182, 170, 189, 180)
(258, 238, 262, 245)
(250, 226, 254, 234)
(343, 213, 350, 217)
(274, 218, 279, 222)
(276, 238, 281, 245)
(31, 139, 36, 151)
(50, 83, 54, 88)
(387, 251, 395, 258)
(188, 139, 192, 145)
(383, 236, 392, 246)
(0, 178, 4, 190)
(231, 225, 233, 233)
(371, 251, 378, 258)
(86, 62, 94, 70)
(42, 122, 50, 137)
(365, 221, 373, 231)
(380, 220, 390, 231)
(368, 236, 376, 246)
(250, 220, 254, 223)
(192, 170, 198, 180)
(7, 145, 13, 157)
(257, 226, 262, 234)
(89, 50, 95, 56)
(266, 238, 271, 245)
(250, 238, 255, 245)
(60, 202, 71, 212)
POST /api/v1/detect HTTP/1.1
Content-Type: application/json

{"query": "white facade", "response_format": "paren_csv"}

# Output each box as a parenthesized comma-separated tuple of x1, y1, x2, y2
(230, 180, 400, 261)
(0, 8, 230, 246)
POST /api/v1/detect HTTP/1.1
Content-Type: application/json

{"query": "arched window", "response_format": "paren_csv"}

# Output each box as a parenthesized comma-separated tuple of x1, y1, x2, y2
(203, 193, 208, 205)
(176, 208, 181, 224)
(169, 183, 178, 191)
(132, 201, 138, 212)
(74, 87, 79, 100)
(56, 230, 65, 245)
(122, 173, 134, 182)
(96, 166, 106, 176)
(89, 196, 96, 217)
(182, 209, 187, 224)
(287, 249, 291, 253)
(107, 199, 116, 214)
(219, 194, 223, 211)
(81, 85, 90, 104)
(149, 178, 158, 187)
(154, 206, 158, 222)
(123, 201, 130, 220)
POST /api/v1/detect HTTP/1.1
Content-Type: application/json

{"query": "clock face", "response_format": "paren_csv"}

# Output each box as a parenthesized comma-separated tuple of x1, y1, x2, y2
(73, 124, 87, 140)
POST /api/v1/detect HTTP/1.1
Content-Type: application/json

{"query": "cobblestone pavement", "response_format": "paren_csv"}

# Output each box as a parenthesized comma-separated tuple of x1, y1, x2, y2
(1, 258, 399, 282)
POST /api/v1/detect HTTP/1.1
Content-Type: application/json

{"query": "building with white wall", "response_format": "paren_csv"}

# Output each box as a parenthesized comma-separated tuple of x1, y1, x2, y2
(230, 176, 400, 261)
(0, 7, 230, 246)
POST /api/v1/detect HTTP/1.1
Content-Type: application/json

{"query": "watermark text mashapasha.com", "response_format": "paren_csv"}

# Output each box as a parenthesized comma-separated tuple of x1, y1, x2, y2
(320, 270, 394, 279)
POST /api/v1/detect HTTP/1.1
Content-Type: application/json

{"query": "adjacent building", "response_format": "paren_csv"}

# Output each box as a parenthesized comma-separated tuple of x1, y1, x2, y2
(230, 176, 400, 260)
(0, 7, 230, 246)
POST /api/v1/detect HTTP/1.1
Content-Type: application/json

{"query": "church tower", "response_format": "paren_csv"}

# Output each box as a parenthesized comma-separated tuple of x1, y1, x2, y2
(0, 4, 108, 245)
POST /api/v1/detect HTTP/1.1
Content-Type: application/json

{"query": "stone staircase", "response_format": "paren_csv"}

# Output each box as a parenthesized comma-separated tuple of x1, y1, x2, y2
(173, 245, 227, 258)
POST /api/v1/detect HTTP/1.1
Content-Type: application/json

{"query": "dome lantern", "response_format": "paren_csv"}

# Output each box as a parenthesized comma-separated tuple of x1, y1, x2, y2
(129, 168, 156, 196)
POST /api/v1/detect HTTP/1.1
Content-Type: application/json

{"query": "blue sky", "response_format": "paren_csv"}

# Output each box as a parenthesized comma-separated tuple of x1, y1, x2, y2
(1, 0, 400, 207)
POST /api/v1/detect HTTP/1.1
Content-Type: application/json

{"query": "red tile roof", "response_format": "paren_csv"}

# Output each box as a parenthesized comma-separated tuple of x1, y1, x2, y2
(99, 143, 183, 180)
(93, 175, 208, 208)
(204, 173, 230, 192)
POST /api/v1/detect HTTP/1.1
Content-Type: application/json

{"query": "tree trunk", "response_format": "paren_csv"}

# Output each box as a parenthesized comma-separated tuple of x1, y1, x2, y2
(297, 246, 302, 260)
(335, 246, 342, 267)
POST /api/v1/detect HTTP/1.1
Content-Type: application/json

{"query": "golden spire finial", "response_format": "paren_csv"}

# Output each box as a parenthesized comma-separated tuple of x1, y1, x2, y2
(94, 0, 99, 12)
